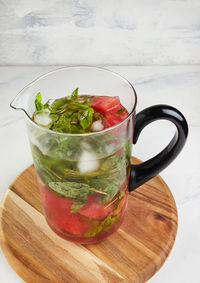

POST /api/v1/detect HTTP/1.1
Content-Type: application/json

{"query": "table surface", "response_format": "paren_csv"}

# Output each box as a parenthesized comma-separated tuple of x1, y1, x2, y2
(0, 66, 199, 283)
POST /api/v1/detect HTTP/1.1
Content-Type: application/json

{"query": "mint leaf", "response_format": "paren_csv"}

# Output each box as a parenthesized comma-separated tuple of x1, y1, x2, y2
(102, 214, 119, 231)
(118, 190, 125, 201)
(84, 212, 119, 237)
(35, 92, 44, 111)
(116, 108, 125, 114)
(70, 88, 78, 100)
(98, 184, 119, 205)
(48, 181, 107, 198)
(101, 154, 125, 174)
(70, 199, 86, 213)
(124, 141, 130, 156)
(51, 97, 69, 111)
(48, 181, 90, 198)
(80, 108, 94, 129)
(73, 102, 89, 109)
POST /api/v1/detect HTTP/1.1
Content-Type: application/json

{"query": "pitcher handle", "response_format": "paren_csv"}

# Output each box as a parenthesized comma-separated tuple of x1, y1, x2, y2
(129, 105, 188, 191)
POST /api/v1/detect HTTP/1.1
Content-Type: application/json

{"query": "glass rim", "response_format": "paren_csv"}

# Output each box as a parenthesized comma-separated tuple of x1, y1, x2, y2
(10, 65, 137, 137)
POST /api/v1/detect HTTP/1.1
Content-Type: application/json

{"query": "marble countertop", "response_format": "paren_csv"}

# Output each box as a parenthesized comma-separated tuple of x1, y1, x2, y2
(0, 66, 199, 283)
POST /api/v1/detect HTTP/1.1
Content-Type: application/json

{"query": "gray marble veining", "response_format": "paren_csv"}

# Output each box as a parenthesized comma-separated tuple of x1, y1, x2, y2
(0, 0, 200, 65)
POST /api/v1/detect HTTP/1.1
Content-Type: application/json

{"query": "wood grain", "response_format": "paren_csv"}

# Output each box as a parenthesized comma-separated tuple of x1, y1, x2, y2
(0, 157, 177, 283)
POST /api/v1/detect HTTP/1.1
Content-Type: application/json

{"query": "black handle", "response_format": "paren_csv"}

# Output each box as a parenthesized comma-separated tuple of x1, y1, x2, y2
(129, 105, 188, 191)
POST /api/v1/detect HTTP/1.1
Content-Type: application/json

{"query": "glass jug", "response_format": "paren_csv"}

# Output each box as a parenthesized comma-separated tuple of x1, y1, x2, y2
(10, 66, 188, 244)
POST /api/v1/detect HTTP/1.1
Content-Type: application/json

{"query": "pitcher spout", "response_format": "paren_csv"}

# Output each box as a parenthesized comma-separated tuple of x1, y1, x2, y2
(10, 85, 33, 119)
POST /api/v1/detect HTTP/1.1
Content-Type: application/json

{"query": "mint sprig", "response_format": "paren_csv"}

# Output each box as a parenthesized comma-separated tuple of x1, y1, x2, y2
(70, 88, 78, 100)
(33, 88, 98, 133)
(35, 92, 44, 111)
(80, 108, 94, 129)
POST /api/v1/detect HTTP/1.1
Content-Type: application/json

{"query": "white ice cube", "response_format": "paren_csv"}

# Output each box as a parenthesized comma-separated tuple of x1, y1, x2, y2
(78, 150, 99, 174)
(34, 110, 52, 126)
(91, 120, 104, 132)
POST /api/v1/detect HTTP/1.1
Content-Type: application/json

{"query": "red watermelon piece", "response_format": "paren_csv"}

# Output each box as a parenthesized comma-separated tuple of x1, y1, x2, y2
(91, 96, 120, 114)
(38, 181, 73, 211)
(52, 211, 89, 236)
(104, 108, 129, 128)
(78, 194, 114, 219)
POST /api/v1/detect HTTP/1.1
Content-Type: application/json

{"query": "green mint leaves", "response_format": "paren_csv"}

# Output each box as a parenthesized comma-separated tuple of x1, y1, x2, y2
(84, 214, 119, 237)
(48, 181, 91, 213)
(49, 181, 94, 199)
(116, 108, 125, 114)
(80, 108, 94, 129)
(33, 88, 100, 133)
(98, 184, 119, 205)
(35, 92, 44, 111)
(70, 88, 79, 100)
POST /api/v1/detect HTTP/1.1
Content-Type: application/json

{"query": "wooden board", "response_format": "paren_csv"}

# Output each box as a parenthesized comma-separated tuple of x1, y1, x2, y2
(0, 157, 177, 283)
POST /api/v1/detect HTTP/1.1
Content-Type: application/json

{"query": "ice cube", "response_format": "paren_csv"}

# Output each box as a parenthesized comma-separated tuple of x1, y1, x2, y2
(105, 143, 115, 154)
(78, 150, 99, 173)
(91, 120, 104, 132)
(34, 110, 52, 126)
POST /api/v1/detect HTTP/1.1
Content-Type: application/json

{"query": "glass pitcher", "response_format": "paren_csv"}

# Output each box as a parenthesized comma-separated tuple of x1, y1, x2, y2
(10, 66, 188, 244)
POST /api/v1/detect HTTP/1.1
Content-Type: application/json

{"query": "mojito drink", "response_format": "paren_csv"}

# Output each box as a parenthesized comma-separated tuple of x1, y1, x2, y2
(31, 89, 131, 243)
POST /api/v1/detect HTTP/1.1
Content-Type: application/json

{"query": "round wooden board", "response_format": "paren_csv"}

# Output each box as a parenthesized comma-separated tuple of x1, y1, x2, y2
(0, 157, 177, 283)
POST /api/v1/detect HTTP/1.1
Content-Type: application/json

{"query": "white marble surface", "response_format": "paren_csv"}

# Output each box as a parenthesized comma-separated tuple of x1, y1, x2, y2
(0, 0, 200, 65)
(0, 66, 200, 282)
